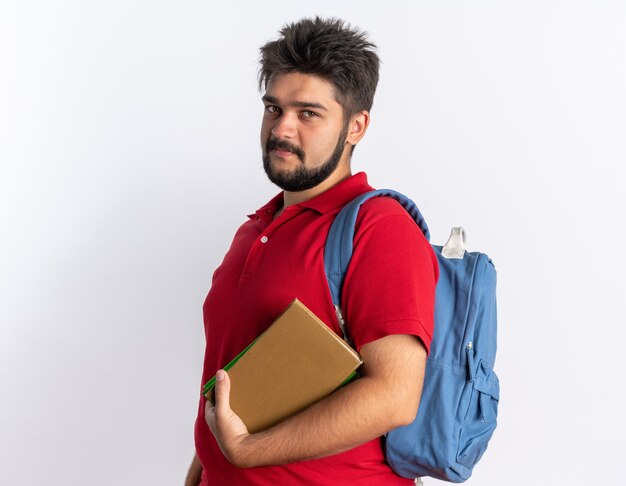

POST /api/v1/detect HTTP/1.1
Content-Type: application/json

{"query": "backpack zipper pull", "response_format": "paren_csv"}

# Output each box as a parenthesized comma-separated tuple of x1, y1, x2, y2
(466, 341, 475, 382)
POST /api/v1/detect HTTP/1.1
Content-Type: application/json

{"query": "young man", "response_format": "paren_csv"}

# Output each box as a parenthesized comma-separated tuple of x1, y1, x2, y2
(186, 17, 439, 486)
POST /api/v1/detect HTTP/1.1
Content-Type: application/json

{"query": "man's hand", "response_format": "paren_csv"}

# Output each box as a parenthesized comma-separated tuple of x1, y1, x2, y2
(184, 454, 203, 486)
(204, 370, 251, 467)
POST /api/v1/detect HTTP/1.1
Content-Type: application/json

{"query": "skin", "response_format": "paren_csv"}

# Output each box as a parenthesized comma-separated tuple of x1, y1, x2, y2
(189, 71, 428, 476)
(184, 454, 202, 486)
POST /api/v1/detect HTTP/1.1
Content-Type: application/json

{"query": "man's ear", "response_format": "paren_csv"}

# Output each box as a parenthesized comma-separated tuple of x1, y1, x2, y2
(346, 110, 370, 147)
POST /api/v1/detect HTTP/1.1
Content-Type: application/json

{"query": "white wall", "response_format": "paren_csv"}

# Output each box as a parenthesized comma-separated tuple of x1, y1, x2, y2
(1, 1, 625, 484)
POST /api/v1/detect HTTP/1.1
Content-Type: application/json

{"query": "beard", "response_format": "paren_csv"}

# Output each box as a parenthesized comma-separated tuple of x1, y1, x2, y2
(262, 124, 349, 192)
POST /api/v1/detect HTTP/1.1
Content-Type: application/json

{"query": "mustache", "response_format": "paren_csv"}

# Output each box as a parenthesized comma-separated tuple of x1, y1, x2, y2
(266, 138, 305, 161)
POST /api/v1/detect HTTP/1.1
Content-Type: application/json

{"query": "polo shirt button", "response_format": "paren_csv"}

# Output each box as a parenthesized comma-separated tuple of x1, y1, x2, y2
(260, 236, 269, 243)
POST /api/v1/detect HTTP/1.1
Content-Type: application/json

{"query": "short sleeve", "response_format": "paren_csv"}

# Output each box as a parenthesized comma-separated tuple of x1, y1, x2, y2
(341, 197, 439, 353)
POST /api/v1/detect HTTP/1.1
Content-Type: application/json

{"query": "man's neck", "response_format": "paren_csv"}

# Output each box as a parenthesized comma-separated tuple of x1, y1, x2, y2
(275, 163, 352, 219)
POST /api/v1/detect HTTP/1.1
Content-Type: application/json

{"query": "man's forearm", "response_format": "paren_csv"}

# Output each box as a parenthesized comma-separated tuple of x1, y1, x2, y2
(236, 372, 414, 467)
(184, 454, 202, 486)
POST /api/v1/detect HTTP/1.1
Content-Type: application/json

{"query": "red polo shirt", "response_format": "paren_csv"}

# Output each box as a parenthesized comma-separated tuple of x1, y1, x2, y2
(194, 172, 438, 485)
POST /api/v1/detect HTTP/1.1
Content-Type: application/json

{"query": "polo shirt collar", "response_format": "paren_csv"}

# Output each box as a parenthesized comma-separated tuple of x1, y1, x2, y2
(250, 172, 373, 220)
(297, 172, 373, 214)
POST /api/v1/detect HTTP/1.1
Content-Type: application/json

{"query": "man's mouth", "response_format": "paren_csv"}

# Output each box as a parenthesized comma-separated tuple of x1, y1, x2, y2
(273, 148, 295, 157)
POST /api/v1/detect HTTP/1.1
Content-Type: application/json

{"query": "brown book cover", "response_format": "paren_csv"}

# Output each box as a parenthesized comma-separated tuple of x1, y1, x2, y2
(203, 298, 363, 433)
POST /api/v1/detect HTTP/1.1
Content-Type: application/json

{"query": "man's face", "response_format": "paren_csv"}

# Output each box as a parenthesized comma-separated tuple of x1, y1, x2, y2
(260, 72, 350, 192)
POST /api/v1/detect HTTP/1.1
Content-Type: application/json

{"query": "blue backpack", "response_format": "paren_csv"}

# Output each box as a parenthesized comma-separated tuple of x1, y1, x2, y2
(324, 189, 499, 483)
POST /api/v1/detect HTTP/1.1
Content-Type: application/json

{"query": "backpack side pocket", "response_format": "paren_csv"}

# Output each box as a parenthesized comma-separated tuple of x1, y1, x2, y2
(456, 359, 500, 469)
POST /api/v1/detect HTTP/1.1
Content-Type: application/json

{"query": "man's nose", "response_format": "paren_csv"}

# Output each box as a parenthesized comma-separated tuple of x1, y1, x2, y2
(270, 113, 297, 139)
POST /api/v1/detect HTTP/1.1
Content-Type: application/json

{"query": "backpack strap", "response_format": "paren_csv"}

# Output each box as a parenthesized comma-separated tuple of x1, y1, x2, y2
(324, 189, 430, 342)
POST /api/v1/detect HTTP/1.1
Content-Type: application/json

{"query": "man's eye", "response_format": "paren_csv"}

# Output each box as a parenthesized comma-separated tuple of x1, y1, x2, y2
(301, 110, 318, 118)
(265, 105, 280, 114)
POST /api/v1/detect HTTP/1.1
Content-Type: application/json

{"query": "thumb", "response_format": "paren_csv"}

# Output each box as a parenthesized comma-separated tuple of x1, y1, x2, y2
(214, 369, 231, 413)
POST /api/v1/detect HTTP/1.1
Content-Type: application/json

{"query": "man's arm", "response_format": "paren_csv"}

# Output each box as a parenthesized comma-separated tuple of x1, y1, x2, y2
(184, 453, 202, 486)
(205, 333, 427, 468)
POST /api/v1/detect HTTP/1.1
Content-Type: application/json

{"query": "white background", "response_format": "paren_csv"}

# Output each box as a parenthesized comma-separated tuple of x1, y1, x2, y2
(1, 1, 625, 485)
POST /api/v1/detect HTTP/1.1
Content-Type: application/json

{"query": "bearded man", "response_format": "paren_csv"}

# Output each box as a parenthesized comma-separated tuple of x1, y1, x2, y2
(185, 16, 438, 486)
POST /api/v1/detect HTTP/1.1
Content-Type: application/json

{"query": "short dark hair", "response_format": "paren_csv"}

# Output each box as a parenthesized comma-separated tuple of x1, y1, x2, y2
(258, 17, 380, 120)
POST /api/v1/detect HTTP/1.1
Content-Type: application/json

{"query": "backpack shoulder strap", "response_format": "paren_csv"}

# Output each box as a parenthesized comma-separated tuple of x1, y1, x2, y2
(324, 189, 430, 309)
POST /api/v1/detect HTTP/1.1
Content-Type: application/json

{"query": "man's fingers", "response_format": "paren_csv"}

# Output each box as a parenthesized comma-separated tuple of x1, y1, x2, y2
(214, 369, 231, 414)
(204, 369, 251, 464)
(205, 402, 216, 431)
